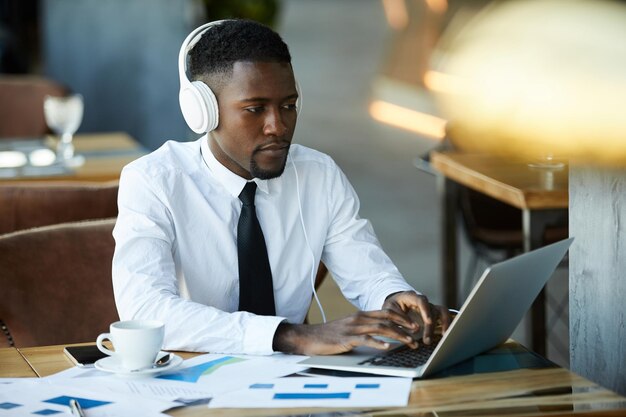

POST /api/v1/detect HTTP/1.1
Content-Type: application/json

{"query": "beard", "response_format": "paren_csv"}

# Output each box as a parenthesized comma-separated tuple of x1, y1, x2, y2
(249, 144, 290, 180)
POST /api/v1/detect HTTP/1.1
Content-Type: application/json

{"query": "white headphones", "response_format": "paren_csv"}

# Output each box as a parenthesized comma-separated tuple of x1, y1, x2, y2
(178, 20, 302, 134)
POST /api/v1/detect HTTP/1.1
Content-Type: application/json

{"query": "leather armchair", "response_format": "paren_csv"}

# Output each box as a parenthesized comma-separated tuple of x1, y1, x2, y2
(0, 218, 118, 347)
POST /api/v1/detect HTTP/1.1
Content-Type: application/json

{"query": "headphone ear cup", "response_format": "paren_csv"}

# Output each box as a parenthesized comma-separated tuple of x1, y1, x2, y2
(193, 81, 219, 132)
(179, 80, 219, 133)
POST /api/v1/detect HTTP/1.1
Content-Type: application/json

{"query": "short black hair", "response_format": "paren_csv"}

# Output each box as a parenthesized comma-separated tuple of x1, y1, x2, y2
(188, 19, 291, 89)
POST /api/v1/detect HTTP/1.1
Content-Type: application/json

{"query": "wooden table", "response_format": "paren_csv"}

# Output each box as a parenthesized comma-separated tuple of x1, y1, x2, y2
(0, 132, 146, 183)
(3, 342, 626, 416)
(0, 347, 36, 377)
(430, 151, 569, 356)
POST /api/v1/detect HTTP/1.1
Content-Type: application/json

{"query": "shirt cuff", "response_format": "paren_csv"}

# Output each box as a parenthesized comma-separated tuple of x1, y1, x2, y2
(243, 315, 286, 355)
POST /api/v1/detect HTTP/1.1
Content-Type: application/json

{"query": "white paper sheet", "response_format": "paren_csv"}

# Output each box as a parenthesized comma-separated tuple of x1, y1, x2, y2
(45, 366, 215, 403)
(46, 352, 307, 404)
(208, 377, 413, 408)
(154, 353, 307, 394)
(0, 378, 39, 385)
(0, 379, 172, 417)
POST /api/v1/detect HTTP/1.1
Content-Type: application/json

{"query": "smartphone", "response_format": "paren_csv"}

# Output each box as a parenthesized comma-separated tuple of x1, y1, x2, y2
(63, 345, 108, 367)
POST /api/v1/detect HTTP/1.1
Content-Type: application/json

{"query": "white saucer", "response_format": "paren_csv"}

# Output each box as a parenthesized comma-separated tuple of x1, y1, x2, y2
(94, 352, 182, 378)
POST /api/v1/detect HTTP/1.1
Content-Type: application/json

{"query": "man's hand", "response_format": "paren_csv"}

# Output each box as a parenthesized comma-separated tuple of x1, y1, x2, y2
(272, 294, 453, 356)
(382, 291, 452, 346)
(273, 309, 424, 356)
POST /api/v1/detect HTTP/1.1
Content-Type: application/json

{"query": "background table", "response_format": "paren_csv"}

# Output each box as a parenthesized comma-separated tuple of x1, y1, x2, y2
(0, 132, 146, 183)
(430, 151, 568, 356)
(4, 342, 626, 416)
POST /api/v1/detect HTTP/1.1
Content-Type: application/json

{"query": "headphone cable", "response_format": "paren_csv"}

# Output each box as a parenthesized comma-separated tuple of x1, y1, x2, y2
(291, 157, 327, 323)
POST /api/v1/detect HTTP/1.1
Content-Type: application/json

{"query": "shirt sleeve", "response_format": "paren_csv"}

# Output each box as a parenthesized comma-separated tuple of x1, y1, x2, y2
(321, 163, 419, 311)
(112, 166, 285, 355)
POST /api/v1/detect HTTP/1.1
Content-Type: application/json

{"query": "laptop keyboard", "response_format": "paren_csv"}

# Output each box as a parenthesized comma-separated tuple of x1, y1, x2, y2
(358, 335, 442, 368)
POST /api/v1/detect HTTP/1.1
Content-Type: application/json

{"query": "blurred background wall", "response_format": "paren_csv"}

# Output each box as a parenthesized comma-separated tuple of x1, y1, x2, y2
(41, 0, 200, 150)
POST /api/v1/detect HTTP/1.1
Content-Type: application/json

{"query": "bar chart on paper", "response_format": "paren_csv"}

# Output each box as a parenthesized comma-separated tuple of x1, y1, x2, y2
(149, 353, 309, 398)
(208, 377, 413, 408)
(0, 390, 113, 416)
(0, 382, 171, 416)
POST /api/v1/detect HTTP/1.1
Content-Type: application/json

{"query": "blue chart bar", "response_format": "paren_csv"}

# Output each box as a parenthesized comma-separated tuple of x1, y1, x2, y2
(355, 383, 381, 389)
(43, 396, 111, 409)
(250, 384, 275, 389)
(273, 392, 351, 400)
(33, 410, 62, 415)
(303, 384, 329, 389)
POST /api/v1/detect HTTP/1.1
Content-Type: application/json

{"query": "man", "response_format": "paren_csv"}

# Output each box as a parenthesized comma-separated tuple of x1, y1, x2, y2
(112, 19, 450, 356)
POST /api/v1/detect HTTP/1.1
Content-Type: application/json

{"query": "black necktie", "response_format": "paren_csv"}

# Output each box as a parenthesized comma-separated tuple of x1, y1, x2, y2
(237, 182, 276, 315)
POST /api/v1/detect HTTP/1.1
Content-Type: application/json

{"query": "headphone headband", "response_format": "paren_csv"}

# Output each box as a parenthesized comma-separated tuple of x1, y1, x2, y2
(178, 19, 301, 134)
(178, 20, 231, 86)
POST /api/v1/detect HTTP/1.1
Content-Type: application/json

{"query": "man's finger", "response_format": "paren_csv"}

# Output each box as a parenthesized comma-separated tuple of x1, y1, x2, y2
(359, 309, 418, 331)
(351, 321, 419, 349)
(357, 335, 395, 351)
(416, 302, 437, 344)
(438, 306, 452, 332)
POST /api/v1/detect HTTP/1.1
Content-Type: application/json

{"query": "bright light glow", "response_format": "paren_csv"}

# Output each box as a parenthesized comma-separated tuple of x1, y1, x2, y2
(425, 0, 448, 14)
(0, 151, 27, 168)
(423, 70, 468, 95)
(29, 148, 57, 167)
(433, 0, 626, 166)
(369, 100, 447, 139)
(382, 0, 409, 30)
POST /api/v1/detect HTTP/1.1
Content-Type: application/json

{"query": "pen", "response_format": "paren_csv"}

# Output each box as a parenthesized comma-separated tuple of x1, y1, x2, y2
(69, 399, 85, 417)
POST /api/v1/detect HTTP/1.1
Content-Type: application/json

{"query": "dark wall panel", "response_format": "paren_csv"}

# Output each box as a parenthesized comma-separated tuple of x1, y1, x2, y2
(42, 0, 203, 150)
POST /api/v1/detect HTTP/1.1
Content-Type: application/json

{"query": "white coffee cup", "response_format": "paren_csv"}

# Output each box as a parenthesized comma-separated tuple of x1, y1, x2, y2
(96, 320, 164, 371)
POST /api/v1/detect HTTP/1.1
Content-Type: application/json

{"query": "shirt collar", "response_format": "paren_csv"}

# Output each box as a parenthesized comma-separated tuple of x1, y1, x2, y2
(200, 136, 270, 199)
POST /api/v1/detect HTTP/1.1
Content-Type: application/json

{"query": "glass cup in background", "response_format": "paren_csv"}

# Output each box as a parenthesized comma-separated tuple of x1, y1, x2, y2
(43, 94, 85, 167)
(527, 152, 567, 191)
(527, 152, 566, 170)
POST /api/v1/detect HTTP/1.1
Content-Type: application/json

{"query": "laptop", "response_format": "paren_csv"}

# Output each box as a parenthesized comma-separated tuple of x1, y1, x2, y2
(300, 238, 573, 378)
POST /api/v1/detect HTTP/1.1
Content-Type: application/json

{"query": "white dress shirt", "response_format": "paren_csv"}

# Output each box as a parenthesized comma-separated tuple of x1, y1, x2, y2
(112, 136, 416, 355)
